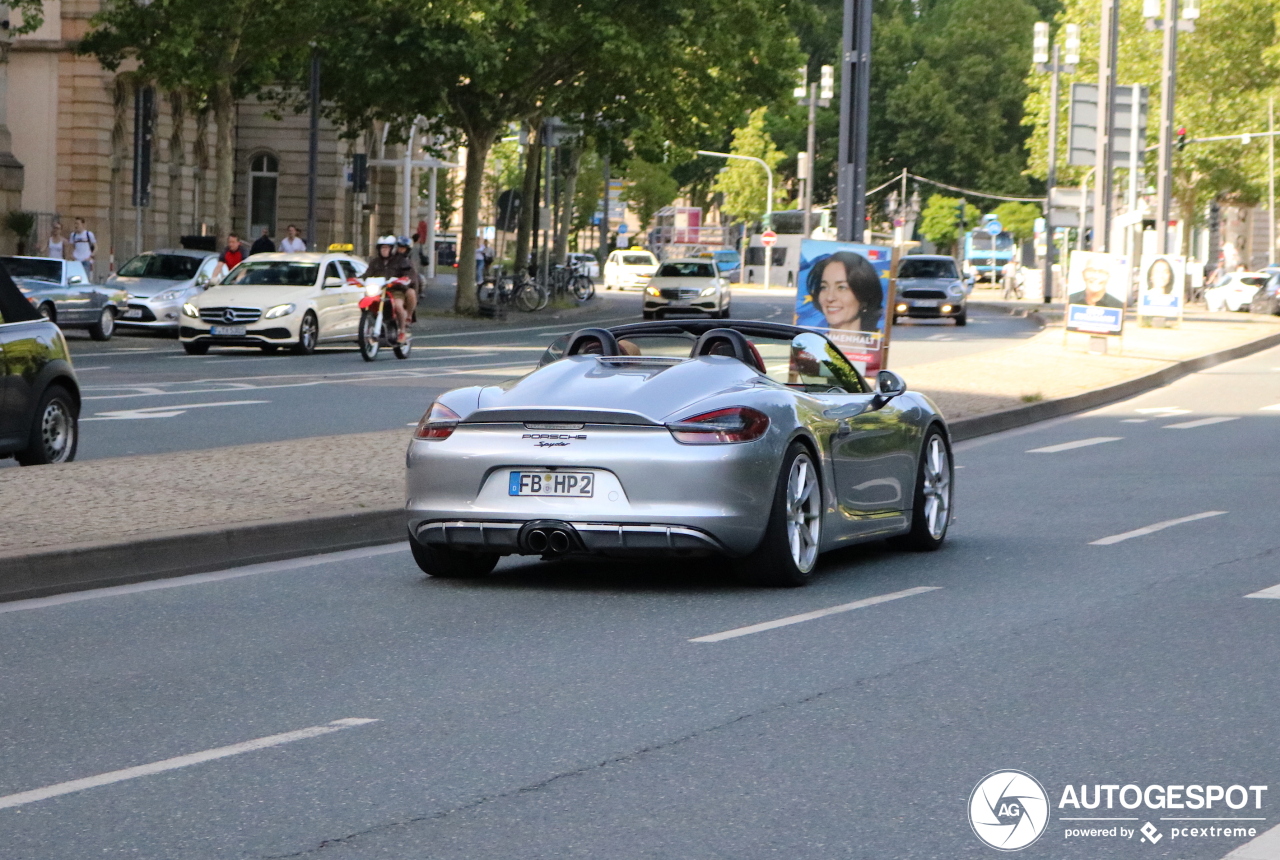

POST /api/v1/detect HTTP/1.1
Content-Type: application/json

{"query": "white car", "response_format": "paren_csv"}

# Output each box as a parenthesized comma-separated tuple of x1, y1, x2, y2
(642, 258, 732, 319)
(567, 252, 600, 279)
(1205, 272, 1269, 312)
(603, 249, 658, 290)
(179, 252, 368, 355)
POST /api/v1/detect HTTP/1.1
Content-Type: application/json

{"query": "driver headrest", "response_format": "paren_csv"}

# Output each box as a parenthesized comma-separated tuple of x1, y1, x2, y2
(565, 328, 621, 357)
(691, 328, 764, 373)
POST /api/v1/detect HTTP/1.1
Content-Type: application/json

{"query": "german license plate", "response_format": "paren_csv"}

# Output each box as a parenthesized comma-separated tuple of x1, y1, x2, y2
(121, 308, 144, 319)
(508, 471, 594, 497)
(210, 325, 246, 336)
(913, 299, 940, 308)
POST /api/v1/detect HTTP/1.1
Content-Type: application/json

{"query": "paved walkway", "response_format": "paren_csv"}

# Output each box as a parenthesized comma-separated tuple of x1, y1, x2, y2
(3, 312, 1278, 557)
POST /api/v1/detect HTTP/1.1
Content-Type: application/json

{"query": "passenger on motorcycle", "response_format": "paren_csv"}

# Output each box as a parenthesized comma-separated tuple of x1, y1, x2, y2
(367, 235, 416, 343)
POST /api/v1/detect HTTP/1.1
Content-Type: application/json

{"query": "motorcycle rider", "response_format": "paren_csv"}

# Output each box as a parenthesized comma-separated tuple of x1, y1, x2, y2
(366, 235, 416, 342)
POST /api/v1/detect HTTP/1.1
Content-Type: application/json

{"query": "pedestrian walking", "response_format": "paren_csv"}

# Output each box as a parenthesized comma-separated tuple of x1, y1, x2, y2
(43, 222, 68, 260)
(212, 234, 246, 280)
(69, 217, 96, 277)
(249, 227, 275, 256)
(475, 241, 487, 284)
(279, 224, 306, 253)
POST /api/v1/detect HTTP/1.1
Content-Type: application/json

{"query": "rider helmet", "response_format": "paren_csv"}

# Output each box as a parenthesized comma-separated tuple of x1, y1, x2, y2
(376, 235, 397, 247)
(396, 235, 412, 247)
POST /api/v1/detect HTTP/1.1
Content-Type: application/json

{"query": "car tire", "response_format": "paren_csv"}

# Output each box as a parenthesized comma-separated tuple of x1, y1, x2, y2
(183, 341, 209, 355)
(734, 442, 822, 587)
(15, 385, 78, 466)
(260, 344, 279, 354)
(38, 303, 55, 322)
(888, 427, 952, 552)
(87, 307, 115, 341)
(292, 311, 319, 355)
(954, 311, 967, 326)
(642, 310, 655, 320)
(410, 536, 499, 579)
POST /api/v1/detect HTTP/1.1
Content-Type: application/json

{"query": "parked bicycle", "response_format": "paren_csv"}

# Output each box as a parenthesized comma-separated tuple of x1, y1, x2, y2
(548, 262, 595, 303)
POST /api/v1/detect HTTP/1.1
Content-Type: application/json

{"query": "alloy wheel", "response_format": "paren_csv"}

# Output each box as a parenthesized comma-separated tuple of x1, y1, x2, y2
(786, 453, 821, 573)
(299, 315, 317, 349)
(922, 435, 951, 540)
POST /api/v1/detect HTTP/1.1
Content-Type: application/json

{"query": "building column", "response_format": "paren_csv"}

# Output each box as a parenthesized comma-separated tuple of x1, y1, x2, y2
(0, 36, 26, 254)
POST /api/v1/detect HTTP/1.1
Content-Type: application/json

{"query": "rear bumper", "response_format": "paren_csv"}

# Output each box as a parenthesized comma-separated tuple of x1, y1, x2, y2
(413, 519, 727, 556)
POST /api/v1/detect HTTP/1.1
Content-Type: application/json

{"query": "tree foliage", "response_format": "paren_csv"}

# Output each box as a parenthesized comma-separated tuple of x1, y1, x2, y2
(620, 160, 679, 233)
(992, 201, 1041, 243)
(919, 194, 980, 248)
(712, 108, 787, 225)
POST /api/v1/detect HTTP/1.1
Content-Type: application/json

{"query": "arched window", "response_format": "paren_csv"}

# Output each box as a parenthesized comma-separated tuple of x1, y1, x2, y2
(247, 152, 279, 238)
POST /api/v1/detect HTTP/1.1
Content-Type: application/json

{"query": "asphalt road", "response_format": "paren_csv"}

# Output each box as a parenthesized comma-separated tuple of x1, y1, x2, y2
(1, 343, 1277, 859)
(56, 291, 1039, 460)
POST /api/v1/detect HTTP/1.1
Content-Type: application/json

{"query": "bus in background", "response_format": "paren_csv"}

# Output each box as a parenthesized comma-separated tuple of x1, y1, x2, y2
(963, 229, 1014, 282)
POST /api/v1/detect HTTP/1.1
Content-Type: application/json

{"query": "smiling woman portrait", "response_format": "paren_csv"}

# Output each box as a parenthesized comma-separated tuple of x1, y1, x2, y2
(806, 251, 884, 332)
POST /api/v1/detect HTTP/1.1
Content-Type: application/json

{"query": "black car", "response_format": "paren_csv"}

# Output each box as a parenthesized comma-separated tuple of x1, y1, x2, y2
(892, 255, 969, 326)
(1248, 272, 1280, 315)
(0, 262, 80, 465)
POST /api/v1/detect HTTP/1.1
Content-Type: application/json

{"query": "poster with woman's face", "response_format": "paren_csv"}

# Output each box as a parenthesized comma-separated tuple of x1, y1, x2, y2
(794, 240, 892, 374)
(1138, 255, 1185, 318)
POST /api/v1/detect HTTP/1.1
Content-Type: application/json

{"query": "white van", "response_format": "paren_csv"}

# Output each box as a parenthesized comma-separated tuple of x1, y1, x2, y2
(603, 249, 659, 290)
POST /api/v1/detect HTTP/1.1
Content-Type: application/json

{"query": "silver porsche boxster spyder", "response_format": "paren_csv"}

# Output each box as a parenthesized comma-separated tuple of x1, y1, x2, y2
(405, 320, 953, 586)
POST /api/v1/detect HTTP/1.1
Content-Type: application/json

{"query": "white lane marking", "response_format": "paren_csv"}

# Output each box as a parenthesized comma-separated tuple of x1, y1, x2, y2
(1220, 820, 1280, 860)
(1027, 436, 1122, 453)
(80, 400, 268, 420)
(1090, 511, 1227, 545)
(1261, 404, 1280, 412)
(72, 366, 112, 372)
(0, 719, 379, 812)
(1136, 407, 1190, 415)
(1164, 416, 1240, 430)
(1245, 582, 1280, 599)
(0, 543, 408, 614)
(689, 587, 942, 643)
(1121, 418, 1148, 423)
(69, 348, 167, 358)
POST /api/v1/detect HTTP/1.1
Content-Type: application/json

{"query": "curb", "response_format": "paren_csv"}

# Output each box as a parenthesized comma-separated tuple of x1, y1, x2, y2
(0, 508, 404, 603)
(949, 328, 1280, 441)
(6, 327, 1280, 603)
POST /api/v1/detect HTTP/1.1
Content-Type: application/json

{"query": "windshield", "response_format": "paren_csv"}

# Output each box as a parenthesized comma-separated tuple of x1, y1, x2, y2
(715, 251, 740, 265)
(539, 328, 866, 393)
(898, 258, 958, 279)
(621, 254, 656, 266)
(220, 261, 320, 287)
(0, 257, 61, 283)
(657, 262, 716, 278)
(118, 253, 204, 280)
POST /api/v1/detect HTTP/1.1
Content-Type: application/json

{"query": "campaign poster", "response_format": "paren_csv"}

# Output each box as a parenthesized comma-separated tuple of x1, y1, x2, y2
(1137, 255, 1185, 320)
(794, 239, 892, 374)
(1066, 250, 1129, 335)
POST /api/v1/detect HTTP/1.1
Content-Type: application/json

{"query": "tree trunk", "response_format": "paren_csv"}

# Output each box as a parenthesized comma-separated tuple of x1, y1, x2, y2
(109, 76, 129, 272)
(514, 120, 542, 274)
(213, 79, 235, 243)
(553, 145, 582, 264)
(454, 126, 496, 314)
(167, 91, 186, 247)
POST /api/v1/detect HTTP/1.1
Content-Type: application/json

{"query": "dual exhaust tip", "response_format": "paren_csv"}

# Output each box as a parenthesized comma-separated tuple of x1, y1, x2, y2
(520, 521, 578, 555)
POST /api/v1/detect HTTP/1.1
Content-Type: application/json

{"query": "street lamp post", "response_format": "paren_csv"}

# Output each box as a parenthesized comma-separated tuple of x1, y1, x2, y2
(697, 148, 776, 281)
(1035, 22, 1079, 302)
(794, 65, 834, 238)
(1148, 0, 1197, 255)
(837, 0, 872, 241)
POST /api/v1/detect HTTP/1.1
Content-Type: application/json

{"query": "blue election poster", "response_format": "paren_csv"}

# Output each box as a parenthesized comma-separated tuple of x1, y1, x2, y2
(795, 239, 893, 374)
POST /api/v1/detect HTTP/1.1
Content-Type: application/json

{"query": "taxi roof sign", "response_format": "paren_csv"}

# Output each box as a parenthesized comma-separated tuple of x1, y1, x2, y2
(327, 243, 355, 252)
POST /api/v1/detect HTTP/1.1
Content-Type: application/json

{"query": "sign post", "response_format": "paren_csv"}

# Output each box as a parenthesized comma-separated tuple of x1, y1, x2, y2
(984, 219, 1002, 285)
(761, 230, 778, 289)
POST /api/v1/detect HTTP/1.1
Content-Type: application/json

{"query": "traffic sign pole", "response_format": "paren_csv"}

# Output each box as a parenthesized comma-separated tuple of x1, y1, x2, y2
(761, 230, 778, 289)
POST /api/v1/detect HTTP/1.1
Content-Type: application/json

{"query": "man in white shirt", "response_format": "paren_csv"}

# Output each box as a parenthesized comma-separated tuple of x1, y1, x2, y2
(70, 217, 96, 278)
(279, 224, 307, 253)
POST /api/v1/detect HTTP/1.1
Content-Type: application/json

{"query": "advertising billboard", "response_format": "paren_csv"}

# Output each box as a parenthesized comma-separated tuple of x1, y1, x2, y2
(794, 239, 893, 374)
(1066, 250, 1129, 335)
(1137, 255, 1185, 320)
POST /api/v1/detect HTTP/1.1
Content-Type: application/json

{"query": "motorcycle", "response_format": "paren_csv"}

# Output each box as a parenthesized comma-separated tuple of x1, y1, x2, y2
(357, 276, 413, 361)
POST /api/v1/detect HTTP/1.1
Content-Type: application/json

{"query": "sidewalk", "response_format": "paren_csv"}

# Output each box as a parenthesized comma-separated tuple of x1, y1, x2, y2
(3, 310, 1280, 594)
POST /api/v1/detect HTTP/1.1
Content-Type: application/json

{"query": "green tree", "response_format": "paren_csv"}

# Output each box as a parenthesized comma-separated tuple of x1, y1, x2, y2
(919, 194, 979, 251)
(81, 0, 314, 244)
(713, 108, 787, 226)
(992, 201, 1041, 243)
(1024, 0, 1280, 249)
(620, 160, 679, 233)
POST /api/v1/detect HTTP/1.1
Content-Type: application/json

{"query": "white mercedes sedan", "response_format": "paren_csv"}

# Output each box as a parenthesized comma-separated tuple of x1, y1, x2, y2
(179, 252, 368, 355)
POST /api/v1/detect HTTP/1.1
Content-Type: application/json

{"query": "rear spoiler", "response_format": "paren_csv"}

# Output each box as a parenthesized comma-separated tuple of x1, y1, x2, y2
(461, 407, 659, 426)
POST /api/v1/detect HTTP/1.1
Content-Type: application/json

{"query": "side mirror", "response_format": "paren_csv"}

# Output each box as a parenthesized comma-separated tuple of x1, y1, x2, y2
(324, 276, 344, 288)
(873, 369, 907, 408)
(68, 276, 84, 285)
(195, 274, 209, 287)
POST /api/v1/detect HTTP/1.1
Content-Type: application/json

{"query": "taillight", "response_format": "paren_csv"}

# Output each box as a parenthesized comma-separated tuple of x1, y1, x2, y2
(414, 402, 461, 439)
(667, 407, 769, 444)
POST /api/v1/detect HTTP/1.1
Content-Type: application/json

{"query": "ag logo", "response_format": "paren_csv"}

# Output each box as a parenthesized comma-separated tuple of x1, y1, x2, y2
(969, 770, 1050, 851)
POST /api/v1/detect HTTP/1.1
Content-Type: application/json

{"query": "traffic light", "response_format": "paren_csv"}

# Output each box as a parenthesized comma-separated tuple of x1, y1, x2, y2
(956, 200, 968, 231)
(1175, 127, 1188, 152)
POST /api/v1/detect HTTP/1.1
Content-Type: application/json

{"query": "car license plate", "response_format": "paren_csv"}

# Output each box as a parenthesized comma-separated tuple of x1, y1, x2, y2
(913, 299, 940, 308)
(121, 308, 144, 319)
(508, 471, 594, 497)
(210, 325, 246, 336)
